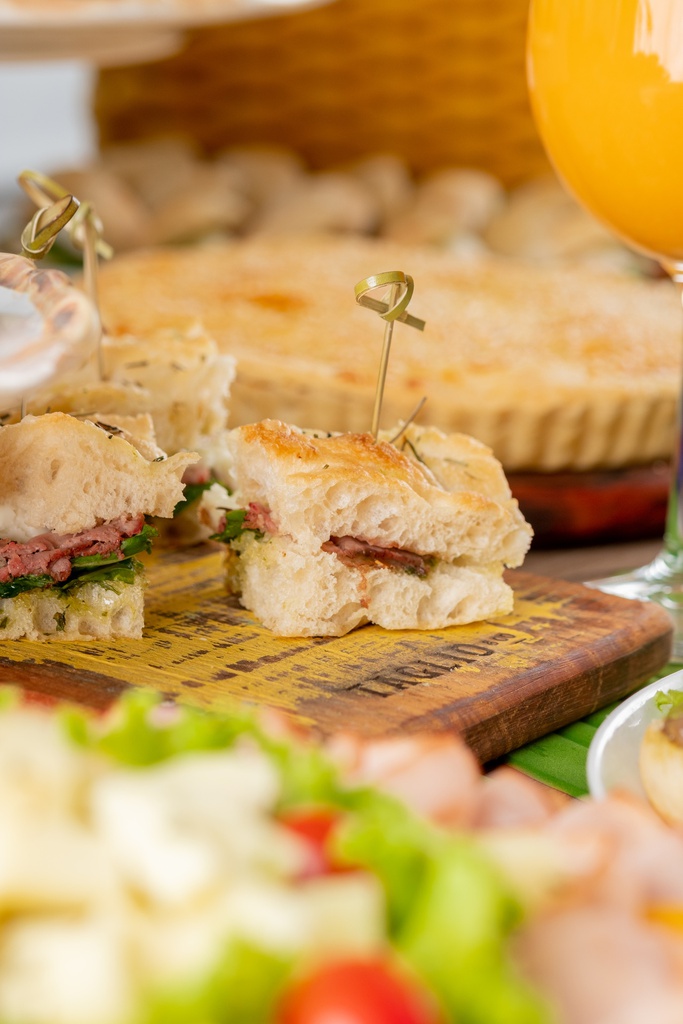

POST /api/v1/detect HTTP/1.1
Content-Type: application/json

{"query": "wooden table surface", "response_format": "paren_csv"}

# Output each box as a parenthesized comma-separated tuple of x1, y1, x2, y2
(525, 538, 662, 584)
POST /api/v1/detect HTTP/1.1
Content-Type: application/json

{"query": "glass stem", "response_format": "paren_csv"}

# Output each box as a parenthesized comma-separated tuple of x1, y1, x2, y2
(661, 264, 683, 570)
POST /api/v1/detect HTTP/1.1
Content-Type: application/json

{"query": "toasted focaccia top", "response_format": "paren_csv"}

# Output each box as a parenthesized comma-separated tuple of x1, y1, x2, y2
(240, 420, 438, 489)
(381, 423, 517, 506)
(0, 413, 198, 542)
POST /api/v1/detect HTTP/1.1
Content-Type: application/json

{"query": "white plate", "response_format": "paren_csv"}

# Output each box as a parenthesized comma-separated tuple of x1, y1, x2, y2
(0, 0, 331, 63)
(586, 667, 683, 800)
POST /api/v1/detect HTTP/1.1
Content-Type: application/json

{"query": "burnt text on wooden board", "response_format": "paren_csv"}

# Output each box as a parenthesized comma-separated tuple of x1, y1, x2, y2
(0, 546, 672, 763)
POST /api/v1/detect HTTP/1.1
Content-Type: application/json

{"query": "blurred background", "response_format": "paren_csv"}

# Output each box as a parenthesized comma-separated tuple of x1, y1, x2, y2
(93, 0, 544, 184)
(0, 0, 674, 551)
(1, 0, 544, 185)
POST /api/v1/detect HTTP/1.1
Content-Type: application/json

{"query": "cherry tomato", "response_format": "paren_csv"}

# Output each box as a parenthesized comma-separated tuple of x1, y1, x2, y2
(276, 957, 443, 1024)
(279, 807, 352, 878)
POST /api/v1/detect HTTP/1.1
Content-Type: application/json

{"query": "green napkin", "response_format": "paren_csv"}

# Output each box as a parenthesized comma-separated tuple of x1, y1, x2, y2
(505, 662, 683, 797)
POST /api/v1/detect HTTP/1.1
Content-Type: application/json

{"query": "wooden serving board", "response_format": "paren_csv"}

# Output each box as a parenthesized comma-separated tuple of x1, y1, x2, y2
(0, 545, 673, 764)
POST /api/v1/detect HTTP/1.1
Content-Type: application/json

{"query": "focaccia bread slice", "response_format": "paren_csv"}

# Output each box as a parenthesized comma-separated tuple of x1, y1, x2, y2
(219, 534, 516, 637)
(200, 420, 532, 636)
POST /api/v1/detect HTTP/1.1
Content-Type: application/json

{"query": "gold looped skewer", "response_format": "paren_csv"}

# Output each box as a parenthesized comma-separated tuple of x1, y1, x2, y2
(20, 194, 79, 260)
(354, 270, 426, 330)
(18, 169, 113, 261)
(16, 193, 80, 420)
(354, 271, 426, 440)
(18, 168, 114, 378)
(18, 168, 63, 208)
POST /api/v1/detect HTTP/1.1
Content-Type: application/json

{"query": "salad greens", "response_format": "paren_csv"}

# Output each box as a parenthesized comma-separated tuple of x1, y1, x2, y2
(0, 573, 54, 601)
(70, 523, 157, 569)
(655, 689, 683, 713)
(62, 688, 263, 768)
(143, 940, 292, 1024)
(173, 480, 215, 518)
(0, 524, 157, 601)
(60, 690, 551, 1024)
(334, 795, 547, 1024)
(210, 509, 263, 544)
(63, 559, 143, 591)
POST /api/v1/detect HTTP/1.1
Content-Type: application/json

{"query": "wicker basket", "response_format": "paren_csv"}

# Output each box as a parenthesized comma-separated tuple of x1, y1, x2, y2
(95, 0, 548, 186)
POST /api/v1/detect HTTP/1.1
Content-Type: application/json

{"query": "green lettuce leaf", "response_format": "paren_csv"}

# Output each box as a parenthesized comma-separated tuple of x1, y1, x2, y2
(333, 795, 551, 1024)
(0, 561, 140, 601)
(332, 789, 434, 933)
(63, 558, 143, 592)
(655, 689, 683, 714)
(70, 523, 158, 569)
(0, 558, 142, 604)
(143, 939, 292, 1024)
(173, 480, 215, 518)
(210, 509, 263, 544)
(62, 689, 262, 767)
(0, 574, 54, 600)
(397, 839, 548, 1024)
(259, 733, 350, 812)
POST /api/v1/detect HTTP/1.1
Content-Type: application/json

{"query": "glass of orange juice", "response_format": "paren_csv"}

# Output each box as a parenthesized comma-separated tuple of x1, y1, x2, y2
(528, 0, 683, 658)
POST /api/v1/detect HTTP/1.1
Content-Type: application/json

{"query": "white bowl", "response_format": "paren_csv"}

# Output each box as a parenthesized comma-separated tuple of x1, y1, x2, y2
(586, 667, 683, 800)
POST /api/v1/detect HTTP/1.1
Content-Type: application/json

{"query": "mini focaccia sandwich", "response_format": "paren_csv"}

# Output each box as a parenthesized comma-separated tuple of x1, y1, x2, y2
(0, 412, 198, 640)
(199, 419, 532, 637)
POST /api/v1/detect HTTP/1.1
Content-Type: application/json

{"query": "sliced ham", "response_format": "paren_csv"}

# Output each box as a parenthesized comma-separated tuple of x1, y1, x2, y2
(514, 904, 683, 1024)
(322, 535, 431, 576)
(243, 502, 278, 535)
(473, 766, 572, 829)
(0, 514, 145, 584)
(326, 731, 482, 828)
(214, 508, 429, 578)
